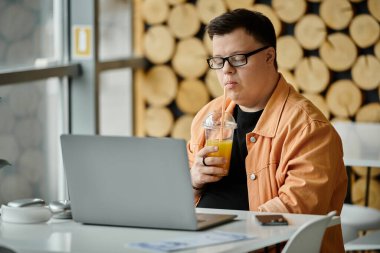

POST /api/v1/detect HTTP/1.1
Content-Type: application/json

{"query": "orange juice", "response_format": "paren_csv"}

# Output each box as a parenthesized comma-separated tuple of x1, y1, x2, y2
(206, 139, 233, 175)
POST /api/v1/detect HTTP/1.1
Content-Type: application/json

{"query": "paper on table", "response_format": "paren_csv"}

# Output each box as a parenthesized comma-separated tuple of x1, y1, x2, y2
(128, 230, 255, 252)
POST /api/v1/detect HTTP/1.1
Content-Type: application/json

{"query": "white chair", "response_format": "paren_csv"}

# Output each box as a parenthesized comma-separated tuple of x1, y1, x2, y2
(341, 204, 380, 243)
(345, 230, 380, 252)
(282, 211, 336, 253)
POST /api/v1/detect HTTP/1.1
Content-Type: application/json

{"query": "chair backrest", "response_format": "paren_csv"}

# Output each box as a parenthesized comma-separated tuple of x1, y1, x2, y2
(282, 211, 336, 253)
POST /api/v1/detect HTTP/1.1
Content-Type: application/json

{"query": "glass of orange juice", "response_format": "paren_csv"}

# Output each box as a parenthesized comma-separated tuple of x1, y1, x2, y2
(203, 111, 237, 176)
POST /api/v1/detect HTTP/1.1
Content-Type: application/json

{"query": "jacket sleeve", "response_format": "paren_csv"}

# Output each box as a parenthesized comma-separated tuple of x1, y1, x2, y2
(258, 120, 347, 214)
(186, 108, 208, 206)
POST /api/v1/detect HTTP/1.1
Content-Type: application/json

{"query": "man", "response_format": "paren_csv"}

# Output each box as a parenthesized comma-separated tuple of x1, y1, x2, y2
(187, 9, 347, 252)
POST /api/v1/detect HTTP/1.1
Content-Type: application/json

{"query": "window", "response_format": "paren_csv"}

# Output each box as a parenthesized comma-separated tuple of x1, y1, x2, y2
(0, 0, 142, 205)
(98, 0, 133, 135)
(0, 0, 68, 204)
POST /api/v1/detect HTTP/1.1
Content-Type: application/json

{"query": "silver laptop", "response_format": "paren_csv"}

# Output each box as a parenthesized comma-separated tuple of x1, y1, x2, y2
(60, 134, 236, 230)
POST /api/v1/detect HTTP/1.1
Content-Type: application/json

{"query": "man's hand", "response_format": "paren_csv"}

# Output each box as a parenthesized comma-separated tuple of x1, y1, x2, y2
(190, 146, 227, 190)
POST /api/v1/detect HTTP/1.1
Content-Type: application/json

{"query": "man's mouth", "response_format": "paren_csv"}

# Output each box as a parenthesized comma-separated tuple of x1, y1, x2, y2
(225, 81, 237, 89)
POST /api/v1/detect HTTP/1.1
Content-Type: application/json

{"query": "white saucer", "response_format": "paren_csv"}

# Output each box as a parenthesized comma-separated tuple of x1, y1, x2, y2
(1, 204, 52, 224)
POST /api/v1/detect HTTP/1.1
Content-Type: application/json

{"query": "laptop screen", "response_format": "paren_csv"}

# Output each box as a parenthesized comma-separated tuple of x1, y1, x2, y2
(61, 135, 199, 230)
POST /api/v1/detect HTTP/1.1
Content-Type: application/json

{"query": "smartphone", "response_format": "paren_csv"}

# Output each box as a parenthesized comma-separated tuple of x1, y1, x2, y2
(255, 214, 288, 226)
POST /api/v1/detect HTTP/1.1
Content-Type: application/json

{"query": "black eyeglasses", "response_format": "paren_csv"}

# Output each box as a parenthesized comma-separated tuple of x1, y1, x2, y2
(207, 46, 270, 69)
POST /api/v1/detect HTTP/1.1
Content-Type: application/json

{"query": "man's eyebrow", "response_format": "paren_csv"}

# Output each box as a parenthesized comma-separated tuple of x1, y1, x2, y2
(212, 51, 247, 57)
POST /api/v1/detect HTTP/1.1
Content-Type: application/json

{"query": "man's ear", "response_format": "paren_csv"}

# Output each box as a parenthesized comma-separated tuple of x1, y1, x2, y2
(265, 48, 275, 64)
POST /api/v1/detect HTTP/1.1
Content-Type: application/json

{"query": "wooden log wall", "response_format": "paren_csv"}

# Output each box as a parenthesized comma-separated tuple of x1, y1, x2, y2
(133, 0, 380, 209)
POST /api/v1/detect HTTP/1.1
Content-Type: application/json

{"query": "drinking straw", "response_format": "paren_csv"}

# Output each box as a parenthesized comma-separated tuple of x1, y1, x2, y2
(219, 85, 227, 141)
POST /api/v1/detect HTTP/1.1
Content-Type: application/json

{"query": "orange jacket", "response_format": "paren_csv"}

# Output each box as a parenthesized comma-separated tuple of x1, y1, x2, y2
(187, 75, 347, 253)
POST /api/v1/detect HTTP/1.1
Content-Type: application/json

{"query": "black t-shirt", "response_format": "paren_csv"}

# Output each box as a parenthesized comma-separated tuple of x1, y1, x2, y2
(197, 106, 263, 210)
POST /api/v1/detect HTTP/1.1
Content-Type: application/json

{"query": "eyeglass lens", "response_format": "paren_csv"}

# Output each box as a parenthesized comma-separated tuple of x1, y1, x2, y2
(207, 46, 269, 69)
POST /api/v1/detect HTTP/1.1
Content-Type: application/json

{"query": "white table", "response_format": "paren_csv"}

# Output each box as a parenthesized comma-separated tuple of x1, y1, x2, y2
(0, 208, 340, 253)
(333, 122, 380, 206)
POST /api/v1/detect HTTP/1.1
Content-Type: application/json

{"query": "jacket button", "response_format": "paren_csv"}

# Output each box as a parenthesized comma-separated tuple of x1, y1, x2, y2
(250, 173, 256, 180)
(250, 136, 256, 143)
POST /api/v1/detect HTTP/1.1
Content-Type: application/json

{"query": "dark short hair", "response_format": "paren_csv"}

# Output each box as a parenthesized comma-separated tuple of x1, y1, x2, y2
(206, 8, 276, 51)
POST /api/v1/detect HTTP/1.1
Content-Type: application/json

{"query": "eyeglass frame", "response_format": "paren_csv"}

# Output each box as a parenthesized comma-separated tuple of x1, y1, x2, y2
(207, 45, 270, 69)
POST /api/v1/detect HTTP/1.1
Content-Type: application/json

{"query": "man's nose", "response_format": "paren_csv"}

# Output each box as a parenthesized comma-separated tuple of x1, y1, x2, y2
(222, 60, 235, 74)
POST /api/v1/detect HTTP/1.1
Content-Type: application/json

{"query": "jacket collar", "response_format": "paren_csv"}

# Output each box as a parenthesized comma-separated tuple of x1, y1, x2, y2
(253, 75, 290, 137)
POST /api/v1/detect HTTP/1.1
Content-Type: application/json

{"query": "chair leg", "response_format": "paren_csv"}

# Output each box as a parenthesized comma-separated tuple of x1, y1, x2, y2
(345, 166, 352, 204)
(364, 167, 371, 207)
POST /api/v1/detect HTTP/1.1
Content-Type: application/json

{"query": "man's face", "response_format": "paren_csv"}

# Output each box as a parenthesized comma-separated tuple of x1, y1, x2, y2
(212, 28, 276, 111)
